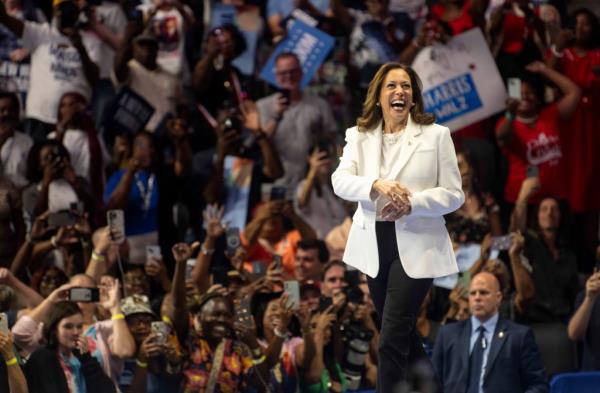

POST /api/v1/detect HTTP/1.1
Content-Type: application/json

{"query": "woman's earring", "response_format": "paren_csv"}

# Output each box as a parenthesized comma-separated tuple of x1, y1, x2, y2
(376, 103, 381, 107)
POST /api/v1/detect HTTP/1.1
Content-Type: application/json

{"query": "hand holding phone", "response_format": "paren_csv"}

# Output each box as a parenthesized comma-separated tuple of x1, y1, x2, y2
(490, 235, 513, 251)
(151, 321, 170, 345)
(107, 210, 125, 244)
(69, 287, 100, 302)
(284, 280, 300, 310)
(0, 313, 8, 334)
(507, 78, 522, 100)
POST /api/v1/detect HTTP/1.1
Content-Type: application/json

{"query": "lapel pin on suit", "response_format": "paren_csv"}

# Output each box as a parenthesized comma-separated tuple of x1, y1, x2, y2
(498, 331, 505, 338)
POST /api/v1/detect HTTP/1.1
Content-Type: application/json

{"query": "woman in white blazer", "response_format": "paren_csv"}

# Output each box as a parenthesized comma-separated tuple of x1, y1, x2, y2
(331, 62, 464, 391)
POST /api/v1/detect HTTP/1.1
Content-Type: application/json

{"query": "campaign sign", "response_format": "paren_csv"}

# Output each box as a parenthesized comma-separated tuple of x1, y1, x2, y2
(422, 73, 483, 124)
(412, 28, 506, 131)
(104, 87, 155, 138)
(259, 20, 335, 89)
(222, 155, 254, 230)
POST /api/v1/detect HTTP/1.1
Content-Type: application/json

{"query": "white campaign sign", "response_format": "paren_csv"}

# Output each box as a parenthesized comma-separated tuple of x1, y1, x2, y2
(412, 28, 507, 131)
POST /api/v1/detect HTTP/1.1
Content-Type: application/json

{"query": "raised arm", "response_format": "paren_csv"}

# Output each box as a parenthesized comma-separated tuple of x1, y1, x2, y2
(508, 231, 536, 314)
(113, 22, 139, 83)
(525, 61, 581, 120)
(170, 242, 200, 343)
(568, 271, 600, 340)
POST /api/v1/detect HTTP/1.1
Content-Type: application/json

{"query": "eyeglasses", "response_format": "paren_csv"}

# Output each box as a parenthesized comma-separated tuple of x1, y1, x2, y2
(276, 68, 301, 77)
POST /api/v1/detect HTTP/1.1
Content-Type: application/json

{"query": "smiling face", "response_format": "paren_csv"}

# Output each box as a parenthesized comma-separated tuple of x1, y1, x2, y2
(574, 12, 593, 44)
(379, 68, 414, 128)
(199, 298, 233, 341)
(56, 313, 84, 351)
(537, 197, 561, 231)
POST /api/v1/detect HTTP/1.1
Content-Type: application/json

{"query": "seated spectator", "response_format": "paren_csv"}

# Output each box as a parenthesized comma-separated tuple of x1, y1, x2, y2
(567, 254, 600, 371)
(22, 140, 96, 223)
(48, 92, 107, 204)
(0, 176, 25, 266)
(23, 301, 116, 393)
(510, 177, 579, 324)
(257, 52, 338, 193)
(0, 330, 27, 393)
(0, 0, 99, 141)
(294, 239, 329, 283)
(295, 144, 347, 239)
(433, 271, 549, 393)
(495, 61, 581, 205)
(0, 92, 33, 188)
(113, 24, 182, 132)
(243, 200, 317, 277)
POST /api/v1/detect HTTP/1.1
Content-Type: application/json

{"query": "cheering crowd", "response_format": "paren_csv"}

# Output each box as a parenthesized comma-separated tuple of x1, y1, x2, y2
(0, 0, 599, 392)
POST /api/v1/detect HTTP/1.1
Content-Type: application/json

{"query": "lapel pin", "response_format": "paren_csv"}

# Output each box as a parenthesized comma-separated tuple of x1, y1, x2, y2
(498, 332, 504, 338)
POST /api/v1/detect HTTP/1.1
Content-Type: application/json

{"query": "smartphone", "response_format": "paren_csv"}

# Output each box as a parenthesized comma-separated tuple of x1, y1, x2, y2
(271, 254, 282, 270)
(185, 258, 196, 281)
(270, 186, 287, 201)
(69, 287, 100, 302)
(0, 312, 8, 333)
(507, 78, 522, 100)
(235, 296, 252, 324)
(107, 210, 125, 244)
(526, 165, 539, 178)
(151, 321, 170, 345)
(48, 210, 77, 228)
(284, 280, 300, 310)
(212, 266, 229, 287)
(70, 201, 84, 217)
(457, 271, 471, 290)
(277, 88, 291, 103)
(251, 261, 267, 279)
(318, 296, 333, 312)
(225, 227, 241, 257)
(145, 245, 162, 266)
(491, 235, 513, 251)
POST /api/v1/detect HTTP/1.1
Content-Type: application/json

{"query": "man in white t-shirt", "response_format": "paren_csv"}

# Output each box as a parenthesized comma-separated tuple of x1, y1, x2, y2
(0, 92, 33, 188)
(113, 23, 182, 132)
(0, 0, 99, 141)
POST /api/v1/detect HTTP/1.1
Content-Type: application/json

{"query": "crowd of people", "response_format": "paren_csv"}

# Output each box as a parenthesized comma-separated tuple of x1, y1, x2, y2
(0, 0, 599, 392)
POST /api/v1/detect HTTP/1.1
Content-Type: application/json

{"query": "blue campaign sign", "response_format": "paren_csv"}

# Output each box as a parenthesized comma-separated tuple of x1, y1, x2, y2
(422, 73, 483, 124)
(259, 20, 335, 89)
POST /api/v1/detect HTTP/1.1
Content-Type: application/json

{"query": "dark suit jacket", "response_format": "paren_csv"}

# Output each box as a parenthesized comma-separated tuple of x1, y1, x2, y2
(432, 316, 549, 393)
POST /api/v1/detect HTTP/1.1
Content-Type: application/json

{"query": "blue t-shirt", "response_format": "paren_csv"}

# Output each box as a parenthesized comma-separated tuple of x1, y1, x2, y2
(267, 0, 330, 18)
(104, 169, 159, 236)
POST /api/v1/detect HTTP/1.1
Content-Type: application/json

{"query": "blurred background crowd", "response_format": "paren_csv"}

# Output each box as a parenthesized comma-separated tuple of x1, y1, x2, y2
(0, 0, 599, 392)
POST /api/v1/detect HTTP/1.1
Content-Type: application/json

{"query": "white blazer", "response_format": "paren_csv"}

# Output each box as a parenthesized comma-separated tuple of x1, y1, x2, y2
(331, 116, 464, 279)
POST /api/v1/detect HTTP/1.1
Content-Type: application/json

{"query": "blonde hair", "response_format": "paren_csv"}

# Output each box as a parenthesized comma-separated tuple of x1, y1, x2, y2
(356, 62, 435, 132)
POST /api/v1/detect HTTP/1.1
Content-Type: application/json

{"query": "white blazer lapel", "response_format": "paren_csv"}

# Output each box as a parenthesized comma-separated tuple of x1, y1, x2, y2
(360, 121, 383, 179)
(391, 115, 422, 177)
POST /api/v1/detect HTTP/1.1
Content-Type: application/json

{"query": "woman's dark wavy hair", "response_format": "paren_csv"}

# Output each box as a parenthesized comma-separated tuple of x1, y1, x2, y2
(25, 140, 70, 183)
(518, 70, 546, 108)
(44, 301, 82, 351)
(357, 62, 435, 132)
(570, 8, 600, 49)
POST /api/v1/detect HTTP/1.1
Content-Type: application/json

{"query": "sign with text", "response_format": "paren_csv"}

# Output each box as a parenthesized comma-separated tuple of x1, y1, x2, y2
(104, 87, 155, 137)
(412, 28, 506, 131)
(259, 20, 335, 89)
